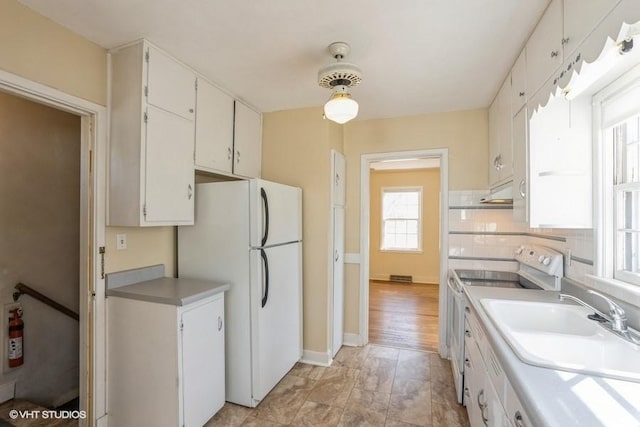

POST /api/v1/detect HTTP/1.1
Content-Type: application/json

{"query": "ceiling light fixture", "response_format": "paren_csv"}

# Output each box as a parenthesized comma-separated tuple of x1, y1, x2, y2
(318, 42, 362, 124)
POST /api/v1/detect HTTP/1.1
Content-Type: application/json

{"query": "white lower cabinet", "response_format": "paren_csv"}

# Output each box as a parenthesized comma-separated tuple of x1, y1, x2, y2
(465, 307, 530, 427)
(107, 294, 225, 427)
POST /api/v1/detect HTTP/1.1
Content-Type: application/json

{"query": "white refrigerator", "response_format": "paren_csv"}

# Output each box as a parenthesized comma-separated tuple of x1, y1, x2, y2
(178, 179, 302, 407)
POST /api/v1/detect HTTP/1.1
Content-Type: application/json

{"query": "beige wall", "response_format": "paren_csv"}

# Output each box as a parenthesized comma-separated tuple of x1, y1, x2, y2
(262, 107, 342, 354)
(343, 109, 488, 334)
(369, 168, 440, 284)
(0, 0, 175, 277)
(0, 91, 80, 406)
(0, 0, 106, 105)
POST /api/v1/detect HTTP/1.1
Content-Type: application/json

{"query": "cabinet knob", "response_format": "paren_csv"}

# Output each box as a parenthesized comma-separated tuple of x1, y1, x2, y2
(550, 50, 559, 58)
(465, 330, 471, 338)
(464, 307, 470, 314)
(236, 150, 241, 163)
(189, 108, 194, 113)
(187, 184, 193, 200)
(218, 316, 223, 331)
(561, 37, 570, 46)
(514, 411, 525, 427)
(228, 147, 232, 160)
(464, 358, 471, 368)
(519, 91, 525, 97)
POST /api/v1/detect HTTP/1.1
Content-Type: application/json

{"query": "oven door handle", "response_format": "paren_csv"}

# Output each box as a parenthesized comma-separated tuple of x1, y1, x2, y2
(447, 276, 463, 296)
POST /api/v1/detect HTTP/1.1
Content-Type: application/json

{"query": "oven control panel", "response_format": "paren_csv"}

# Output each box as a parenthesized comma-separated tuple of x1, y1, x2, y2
(514, 245, 563, 277)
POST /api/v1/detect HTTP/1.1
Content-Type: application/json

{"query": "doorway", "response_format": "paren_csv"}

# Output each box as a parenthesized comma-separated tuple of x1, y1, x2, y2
(0, 70, 107, 426)
(359, 149, 449, 356)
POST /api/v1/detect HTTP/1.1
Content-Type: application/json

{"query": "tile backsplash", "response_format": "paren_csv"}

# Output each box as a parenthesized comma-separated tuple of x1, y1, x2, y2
(448, 190, 594, 284)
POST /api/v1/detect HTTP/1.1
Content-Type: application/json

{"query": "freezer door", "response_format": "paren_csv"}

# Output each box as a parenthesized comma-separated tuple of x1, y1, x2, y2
(250, 179, 302, 247)
(250, 242, 302, 402)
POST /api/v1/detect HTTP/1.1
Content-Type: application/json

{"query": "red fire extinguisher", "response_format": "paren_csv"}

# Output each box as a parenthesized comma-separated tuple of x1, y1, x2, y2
(8, 308, 23, 368)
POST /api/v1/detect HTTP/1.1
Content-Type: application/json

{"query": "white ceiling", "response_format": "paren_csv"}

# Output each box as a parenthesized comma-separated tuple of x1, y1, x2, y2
(18, 0, 550, 120)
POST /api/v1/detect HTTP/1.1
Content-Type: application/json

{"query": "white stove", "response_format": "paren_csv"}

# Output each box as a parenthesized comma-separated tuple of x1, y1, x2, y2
(447, 244, 564, 404)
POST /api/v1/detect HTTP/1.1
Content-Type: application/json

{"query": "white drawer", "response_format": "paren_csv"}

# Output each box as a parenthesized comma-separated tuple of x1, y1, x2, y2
(505, 380, 532, 427)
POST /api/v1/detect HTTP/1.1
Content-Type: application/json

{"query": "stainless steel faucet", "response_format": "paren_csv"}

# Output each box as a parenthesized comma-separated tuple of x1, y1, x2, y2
(559, 291, 640, 345)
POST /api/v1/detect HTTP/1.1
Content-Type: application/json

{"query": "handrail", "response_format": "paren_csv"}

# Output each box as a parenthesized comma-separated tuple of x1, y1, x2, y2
(13, 283, 79, 321)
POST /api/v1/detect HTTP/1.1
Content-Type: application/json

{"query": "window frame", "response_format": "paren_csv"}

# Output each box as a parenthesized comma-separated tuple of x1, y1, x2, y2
(379, 186, 423, 252)
(594, 64, 640, 287)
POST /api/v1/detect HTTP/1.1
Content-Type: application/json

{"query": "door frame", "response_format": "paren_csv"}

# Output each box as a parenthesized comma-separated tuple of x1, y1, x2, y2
(359, 148, 449, 356)
(0, 70, 107, 426)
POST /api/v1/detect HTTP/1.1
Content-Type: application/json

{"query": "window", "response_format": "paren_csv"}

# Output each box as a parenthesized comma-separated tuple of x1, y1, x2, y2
(381, 187, 422, 251)
(596, 68, 640, 286)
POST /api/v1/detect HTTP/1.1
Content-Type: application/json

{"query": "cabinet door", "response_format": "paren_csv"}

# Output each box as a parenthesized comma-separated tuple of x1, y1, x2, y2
(331, 207, 345, 358)
(233, 101, 262, 178)
(497, 80, 513, 182)
(511, 50, 527, 114)
(525, 0, 563, 96)
(144, 105, 195, 224)
(146, 45, 196, 121)
(181, 296, 225, 427)
(563, 0, 620, 56)
(195, 79, 234, 173)
(512, 107, 528, 224)
(488, 98, 501, 187)
(332, 150, 346, 206)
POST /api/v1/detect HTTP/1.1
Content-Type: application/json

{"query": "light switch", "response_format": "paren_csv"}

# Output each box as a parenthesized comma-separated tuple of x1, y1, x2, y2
(116, 233, 127, 250)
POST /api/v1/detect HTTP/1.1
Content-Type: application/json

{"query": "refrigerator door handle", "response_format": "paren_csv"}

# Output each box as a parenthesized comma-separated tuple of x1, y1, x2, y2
(260, 188, 270, 247)
(260, 249, 270, 308)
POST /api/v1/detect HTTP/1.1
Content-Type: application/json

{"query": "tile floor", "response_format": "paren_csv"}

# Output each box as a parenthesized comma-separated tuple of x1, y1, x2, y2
(206, 344, 470, 426)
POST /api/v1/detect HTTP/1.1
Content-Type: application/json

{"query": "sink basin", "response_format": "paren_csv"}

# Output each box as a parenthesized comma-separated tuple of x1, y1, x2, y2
(480, 298, 640, 382)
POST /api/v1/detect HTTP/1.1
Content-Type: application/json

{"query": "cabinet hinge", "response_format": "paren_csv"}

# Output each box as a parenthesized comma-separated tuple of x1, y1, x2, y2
(143, 203, 147, 218)
(179, 321, 184, 331)
(144, 111, 148, 123)
(145, 49, 149, 63)
(144, 86, 148, 98)
(195, 79, 198, 90)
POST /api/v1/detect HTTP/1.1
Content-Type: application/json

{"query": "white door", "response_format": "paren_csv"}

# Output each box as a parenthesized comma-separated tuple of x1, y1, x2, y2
(144, 105, 194, 224)
(233, 101, 262, 178)
(181, 296, 225, 427)
(332, 150, 346, 206)
(194, 78, 234, 173)
(250, 180, 302, 247)
(250, 243, 302, 402)
(146, 45, 196, 121)
(331, 207, 345, 358)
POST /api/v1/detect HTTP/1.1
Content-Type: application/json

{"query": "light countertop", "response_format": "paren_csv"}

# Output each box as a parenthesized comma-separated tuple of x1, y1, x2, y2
(464, 286, 640, 427)
(105, 264, 229, 306)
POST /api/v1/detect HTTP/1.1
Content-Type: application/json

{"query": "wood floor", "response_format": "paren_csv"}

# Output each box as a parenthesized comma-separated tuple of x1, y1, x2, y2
(369, 280, 439, 352)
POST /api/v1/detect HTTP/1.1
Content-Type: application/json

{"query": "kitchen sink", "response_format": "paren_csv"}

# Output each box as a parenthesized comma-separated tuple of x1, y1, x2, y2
(480, 298, 640, 382)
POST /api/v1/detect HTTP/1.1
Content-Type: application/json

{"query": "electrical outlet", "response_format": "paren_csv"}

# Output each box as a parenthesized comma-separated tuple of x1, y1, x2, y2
(116, 233, 127, 250)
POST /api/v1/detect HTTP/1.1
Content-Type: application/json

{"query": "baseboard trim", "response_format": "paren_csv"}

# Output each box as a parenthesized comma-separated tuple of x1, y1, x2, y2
(343, 333, 361, 347)
(300, 349, 332, 367)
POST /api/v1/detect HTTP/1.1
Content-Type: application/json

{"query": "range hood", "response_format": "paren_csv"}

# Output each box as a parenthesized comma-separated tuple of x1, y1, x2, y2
(480, 184, 513, 204)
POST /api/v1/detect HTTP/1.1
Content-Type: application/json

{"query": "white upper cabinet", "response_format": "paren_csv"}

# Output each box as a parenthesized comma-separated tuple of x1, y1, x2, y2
(563, 0, 621, 56)
(511, 107, 528, 224)
(488, 77, 513, 187)
(146, 46, 197, 121)
(529, 94, 592, 228)
(511, 50, 527, 114)
(526, 0, 563, 96)
(233, 101, 262, 178)
(109, 40, 196, 226)
(195, 78, 234, 174)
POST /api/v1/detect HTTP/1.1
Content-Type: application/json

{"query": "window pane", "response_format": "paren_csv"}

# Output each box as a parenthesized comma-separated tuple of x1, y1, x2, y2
(381, 189, 421, 250)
